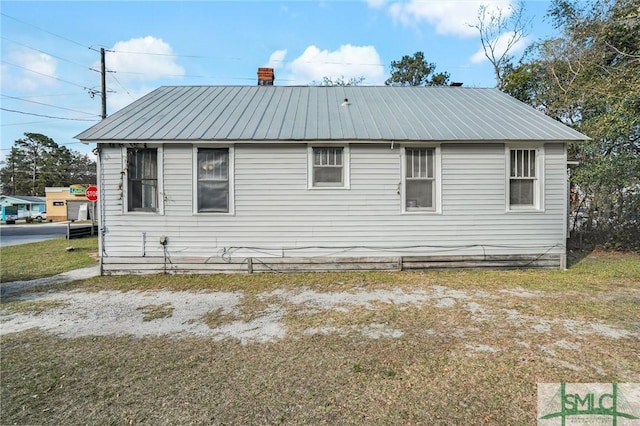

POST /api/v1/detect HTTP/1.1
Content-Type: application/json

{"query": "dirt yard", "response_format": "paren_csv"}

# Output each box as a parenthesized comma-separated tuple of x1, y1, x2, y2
(1, 285, 635, 352)
(2, 252, 639, 424)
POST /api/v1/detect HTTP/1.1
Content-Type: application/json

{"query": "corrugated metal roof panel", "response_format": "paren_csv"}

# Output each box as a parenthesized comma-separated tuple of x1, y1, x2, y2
(1, 195, 46, 203)
(75, 86, 590, 142)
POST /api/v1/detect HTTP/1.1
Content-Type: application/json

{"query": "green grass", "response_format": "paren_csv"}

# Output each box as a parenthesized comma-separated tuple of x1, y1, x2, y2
(1, 249, 639, 425)
(0, 237, 98, 282)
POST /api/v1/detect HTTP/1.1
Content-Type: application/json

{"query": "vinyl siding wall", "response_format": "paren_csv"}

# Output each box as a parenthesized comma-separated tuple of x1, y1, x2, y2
(97, 142, 567, 271)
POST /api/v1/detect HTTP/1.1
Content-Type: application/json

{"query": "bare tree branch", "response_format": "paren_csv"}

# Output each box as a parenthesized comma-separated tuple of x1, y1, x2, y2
(471, 1, 532, 88)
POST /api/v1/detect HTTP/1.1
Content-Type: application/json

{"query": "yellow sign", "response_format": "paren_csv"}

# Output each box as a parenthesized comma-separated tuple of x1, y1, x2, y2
(69, 184, 87, 196)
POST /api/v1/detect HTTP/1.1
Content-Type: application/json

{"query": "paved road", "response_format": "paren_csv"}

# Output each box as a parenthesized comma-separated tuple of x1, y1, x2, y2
(0, 222, 69, 247)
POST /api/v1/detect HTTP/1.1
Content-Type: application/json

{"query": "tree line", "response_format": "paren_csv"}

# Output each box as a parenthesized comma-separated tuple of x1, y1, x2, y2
(0, 133, 96, 197)
(500, 0, 639, 251)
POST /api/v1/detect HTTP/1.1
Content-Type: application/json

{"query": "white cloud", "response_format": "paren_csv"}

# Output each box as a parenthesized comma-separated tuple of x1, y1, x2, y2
(367, 0, 387, 8)
(84, 37, 185, 113)
(469, 31, 529, 63)
(274, 44, 385, 85)
(101, 36, 185, 82)
(265, 49, 287, 69)
(1, 48, 58, 91)
(385, 0, 513, 38)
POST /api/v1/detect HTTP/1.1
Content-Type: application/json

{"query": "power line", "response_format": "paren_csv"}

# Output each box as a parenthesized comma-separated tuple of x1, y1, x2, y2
(102, 48, 388, 68)
(1, 13, 390, 86)
(104, 47, 387, 68)
(104, 48, 212, 59)
(7, 93, 89, 99)
(0, 121, 50, 127)
(0, 108, 100, 122)
(0, 140, 93, 151)
(1, 60, 96, 91)
(5, 56, 298, 90)
(93, 68, 297, 82)
(2, 95, 99, 116)
(0, 11, 472, 80)
(92, 68, 203, 78)
(107, 55, 470, 75)
(108, 73, 136, 102)
(0, 12, 88, 48)
(1, 14, 112, 120)
(1, 36, 91, 70)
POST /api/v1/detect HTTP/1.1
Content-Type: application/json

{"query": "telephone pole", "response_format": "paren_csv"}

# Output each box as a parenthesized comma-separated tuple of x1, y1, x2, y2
(100, 48, 107, 119)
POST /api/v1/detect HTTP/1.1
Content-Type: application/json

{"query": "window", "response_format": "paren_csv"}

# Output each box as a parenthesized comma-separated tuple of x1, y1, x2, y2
(507, 147, 543, 210)
(127, 148, 158, 212)
(403, 147, 437, 211)
(309, 146, 349, 188)
(196, 148, 230, 213)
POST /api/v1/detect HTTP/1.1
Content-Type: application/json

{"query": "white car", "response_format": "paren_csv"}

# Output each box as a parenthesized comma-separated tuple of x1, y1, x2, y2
(31, 211, 47, 222)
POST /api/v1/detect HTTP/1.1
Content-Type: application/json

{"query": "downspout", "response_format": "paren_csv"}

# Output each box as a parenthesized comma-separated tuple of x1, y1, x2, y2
(97, 145, 105, 275)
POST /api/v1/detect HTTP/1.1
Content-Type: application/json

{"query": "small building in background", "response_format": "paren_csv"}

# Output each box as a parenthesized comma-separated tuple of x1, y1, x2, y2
(45, 185, 94, 222)
(0, 195, 46, 223)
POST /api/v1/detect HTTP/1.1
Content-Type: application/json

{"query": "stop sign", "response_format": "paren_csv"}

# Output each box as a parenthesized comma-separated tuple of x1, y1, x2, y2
(86, 185, 98, 201)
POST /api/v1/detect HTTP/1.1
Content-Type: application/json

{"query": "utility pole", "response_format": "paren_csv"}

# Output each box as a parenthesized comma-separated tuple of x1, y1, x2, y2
(11, 153, 16, 195)
(31, 146, 37, 196)
(100, 48, 107, 119)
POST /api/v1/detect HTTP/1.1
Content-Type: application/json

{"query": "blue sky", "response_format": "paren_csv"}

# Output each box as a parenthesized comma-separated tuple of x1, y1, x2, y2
(1, 0, 557, 159)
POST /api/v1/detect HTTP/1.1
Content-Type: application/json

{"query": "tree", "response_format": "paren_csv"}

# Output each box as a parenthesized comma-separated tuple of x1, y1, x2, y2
(0, 147, 28, 195)
(0, 133, 97, 196)
(14, 133, 59, 196)
(317, 76, 366, 86)
(501, 0, 640, 250)
(471, 1, 532, 89)
(385, 51, 450, 86)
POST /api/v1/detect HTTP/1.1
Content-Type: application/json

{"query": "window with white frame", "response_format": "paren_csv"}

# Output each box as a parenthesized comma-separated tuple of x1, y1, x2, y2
(310, 146, 348, 188)
(196, 148, 230, 213)
(404, 147, 437, 211)
(127, 148, 158, 212)
(508, 147, 542, 210)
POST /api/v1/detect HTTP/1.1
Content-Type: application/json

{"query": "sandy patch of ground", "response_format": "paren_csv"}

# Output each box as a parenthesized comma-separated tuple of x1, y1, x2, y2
(2, 284, 636, 359)
(1, 291, 242, 338)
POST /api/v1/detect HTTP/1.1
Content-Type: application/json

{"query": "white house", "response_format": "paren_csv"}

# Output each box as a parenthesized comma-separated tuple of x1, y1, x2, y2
(75, 85, 589, 274)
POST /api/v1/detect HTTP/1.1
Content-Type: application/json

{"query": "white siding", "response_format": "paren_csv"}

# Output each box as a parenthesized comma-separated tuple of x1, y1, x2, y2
(98, 142, 567, 270)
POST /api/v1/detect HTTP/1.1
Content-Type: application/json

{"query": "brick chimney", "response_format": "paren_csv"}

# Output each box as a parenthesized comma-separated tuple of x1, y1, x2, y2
(257, 67, 275, 86)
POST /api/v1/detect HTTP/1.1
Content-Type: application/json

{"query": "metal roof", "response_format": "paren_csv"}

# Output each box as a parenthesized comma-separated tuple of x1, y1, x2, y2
(76, 86, 589, 142)
(0, 195, 46, 203)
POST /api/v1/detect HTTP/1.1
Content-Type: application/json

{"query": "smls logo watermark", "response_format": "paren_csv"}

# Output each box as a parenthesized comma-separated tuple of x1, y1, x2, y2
(538, 383, 640, 425)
